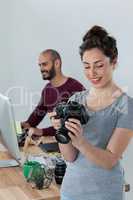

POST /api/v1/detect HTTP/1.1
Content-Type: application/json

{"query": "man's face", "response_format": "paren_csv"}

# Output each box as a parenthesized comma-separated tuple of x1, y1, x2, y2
(38, 53, 56, 80)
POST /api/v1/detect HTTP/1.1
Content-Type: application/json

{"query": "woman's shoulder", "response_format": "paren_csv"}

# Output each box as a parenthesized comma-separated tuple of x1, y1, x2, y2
(117, 93, 133, 114)
(115, 93, 133, 130)
(119, 93, 133, 105)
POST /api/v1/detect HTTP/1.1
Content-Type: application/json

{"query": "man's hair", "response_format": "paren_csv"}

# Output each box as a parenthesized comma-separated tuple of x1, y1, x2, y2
(41, 49, 62, 66)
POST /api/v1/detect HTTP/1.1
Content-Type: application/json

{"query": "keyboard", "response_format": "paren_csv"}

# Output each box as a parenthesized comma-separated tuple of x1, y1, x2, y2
(39, 142, 60, 152)
(0, 159, 20, 168)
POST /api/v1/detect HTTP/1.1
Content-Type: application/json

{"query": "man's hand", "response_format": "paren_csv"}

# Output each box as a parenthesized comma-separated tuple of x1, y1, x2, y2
(28, 127, 43, 136)
(21, 122, 43, 136)
(21, 121, 31, 130)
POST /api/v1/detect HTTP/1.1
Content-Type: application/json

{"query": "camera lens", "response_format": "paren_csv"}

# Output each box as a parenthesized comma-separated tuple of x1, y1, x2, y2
(54, 160, 67, 184)
(55, 128, 70, 144)
(55, 101, 89, 144)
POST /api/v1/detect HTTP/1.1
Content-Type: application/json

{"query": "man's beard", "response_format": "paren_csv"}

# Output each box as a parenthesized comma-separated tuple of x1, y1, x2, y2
(41, 65, 56, 80)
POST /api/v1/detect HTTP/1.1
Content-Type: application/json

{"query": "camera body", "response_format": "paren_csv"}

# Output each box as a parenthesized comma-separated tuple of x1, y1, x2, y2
(55, 101, 89, 144)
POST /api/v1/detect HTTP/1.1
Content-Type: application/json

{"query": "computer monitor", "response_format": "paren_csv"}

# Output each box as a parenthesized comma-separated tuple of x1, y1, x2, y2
(0, 93, 21, 166)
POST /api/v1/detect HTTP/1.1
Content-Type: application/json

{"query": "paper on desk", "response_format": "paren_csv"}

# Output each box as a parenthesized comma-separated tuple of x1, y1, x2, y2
(28, 155, 54, 168)
(15, 121, 22, 134)
(0, 143, 7, 152)
(28, 155, 47, 165)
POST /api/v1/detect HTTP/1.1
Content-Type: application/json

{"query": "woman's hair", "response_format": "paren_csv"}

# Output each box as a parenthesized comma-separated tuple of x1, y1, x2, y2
(79, 25, 118, 62)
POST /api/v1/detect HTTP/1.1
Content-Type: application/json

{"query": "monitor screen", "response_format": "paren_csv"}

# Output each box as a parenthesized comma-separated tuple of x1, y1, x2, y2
(0, 93, 21, 162)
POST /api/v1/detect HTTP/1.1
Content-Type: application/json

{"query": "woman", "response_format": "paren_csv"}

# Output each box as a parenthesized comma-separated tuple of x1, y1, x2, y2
(51, 25, 133, 200)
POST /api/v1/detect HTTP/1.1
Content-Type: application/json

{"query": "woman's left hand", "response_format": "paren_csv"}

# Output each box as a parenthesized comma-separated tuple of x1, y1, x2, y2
(65, 118, 86, 149)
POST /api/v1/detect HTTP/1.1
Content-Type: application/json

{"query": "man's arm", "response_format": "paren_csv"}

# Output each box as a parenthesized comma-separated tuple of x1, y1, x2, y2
(24, 126, 56, 137)
(42, 126, 56, 136)
(22, 89, 47, 128)
(29, 126, 56, 136)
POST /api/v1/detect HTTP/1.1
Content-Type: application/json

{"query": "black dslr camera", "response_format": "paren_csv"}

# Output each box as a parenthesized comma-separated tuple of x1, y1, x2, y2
(54, 101, 89, 144)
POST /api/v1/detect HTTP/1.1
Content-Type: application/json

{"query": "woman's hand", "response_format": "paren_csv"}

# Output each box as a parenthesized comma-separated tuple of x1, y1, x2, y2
(48, 112, 61, 130)
(65, 118, 86, 149)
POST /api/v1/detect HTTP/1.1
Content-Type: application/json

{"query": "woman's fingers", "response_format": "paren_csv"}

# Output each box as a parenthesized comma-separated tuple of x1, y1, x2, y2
(65, 119, 81, 136)
(67, 118, 81, 125)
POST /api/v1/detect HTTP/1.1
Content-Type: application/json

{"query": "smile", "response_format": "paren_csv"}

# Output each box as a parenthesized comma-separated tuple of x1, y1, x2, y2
(90, 77, 102, 84)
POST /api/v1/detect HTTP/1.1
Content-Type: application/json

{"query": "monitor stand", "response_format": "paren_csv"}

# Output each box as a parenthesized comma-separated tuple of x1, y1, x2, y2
(0, 159, 20, 168)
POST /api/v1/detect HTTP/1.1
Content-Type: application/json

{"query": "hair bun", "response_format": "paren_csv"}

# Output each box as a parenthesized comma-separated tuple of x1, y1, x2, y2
(83, 25, 108, 42)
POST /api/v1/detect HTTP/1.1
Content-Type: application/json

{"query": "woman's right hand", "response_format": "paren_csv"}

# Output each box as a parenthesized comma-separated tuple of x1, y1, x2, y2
(48, 112, 61, 130)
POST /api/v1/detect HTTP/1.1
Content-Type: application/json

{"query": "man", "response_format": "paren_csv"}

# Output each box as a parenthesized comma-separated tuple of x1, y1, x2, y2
(21, 49, 85, 136)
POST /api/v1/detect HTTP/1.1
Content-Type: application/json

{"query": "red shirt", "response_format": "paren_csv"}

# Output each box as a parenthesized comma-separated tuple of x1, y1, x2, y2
(26, 77, 85, 136)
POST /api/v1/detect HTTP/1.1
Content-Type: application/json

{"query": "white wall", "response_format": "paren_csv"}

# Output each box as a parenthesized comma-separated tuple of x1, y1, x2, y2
(0, 0, 133, 198)
(0, 0, 13, 93)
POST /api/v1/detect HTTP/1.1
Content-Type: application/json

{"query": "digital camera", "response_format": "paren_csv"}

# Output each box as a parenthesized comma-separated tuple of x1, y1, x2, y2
(54, 101, 89, 144)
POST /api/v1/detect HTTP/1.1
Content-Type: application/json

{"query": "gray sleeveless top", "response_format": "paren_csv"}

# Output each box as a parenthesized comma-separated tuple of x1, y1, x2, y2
(61, 90, 133, 200)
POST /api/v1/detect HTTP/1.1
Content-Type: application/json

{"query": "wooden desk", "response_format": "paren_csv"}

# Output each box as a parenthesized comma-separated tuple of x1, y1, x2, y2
(0, 137, 60, 200)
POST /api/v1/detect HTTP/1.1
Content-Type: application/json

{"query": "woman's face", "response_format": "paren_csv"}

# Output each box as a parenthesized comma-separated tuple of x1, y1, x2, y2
(82, 48, 116, 89)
